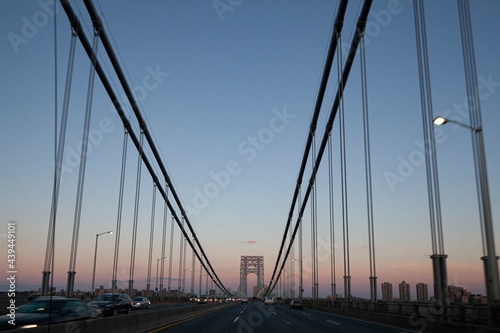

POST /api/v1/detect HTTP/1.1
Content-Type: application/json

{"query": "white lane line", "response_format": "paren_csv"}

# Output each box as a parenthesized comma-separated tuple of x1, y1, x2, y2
(303, 313, 310, 316)
(233, 316, 240, 324)
(327, 320, 341, 325)
(273, 312, 277, 315)
(240, 311, 244, 314)
(282, 319, 290, 324)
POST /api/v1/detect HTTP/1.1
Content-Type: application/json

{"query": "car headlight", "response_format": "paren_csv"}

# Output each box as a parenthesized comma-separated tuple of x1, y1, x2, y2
(21, 325, 38, 329)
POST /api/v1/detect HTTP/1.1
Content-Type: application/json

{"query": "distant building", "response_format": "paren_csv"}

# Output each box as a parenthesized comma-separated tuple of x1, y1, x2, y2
(416, 283, 428, 302)
(448, 285, 472, 303)
(382, 282, 393, 301)
(399, 281, 411, 302)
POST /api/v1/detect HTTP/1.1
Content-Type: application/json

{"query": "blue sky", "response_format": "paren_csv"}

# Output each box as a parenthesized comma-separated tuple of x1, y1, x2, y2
(1, 0, 499, 299)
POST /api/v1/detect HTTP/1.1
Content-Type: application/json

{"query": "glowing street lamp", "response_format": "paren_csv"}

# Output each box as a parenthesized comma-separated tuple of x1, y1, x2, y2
(433, 116, 499, 305)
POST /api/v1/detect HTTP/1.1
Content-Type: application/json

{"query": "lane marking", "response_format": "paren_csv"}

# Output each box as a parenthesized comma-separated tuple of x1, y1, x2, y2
(303, 313, 310, 316)
(147, 304, 235, 332)
(240, 311, 244, 314)
(327, 320, 341, 325)
(233, 316, 240, 323)
(282, 319, 290, 324)
(273, 312, 277, 315)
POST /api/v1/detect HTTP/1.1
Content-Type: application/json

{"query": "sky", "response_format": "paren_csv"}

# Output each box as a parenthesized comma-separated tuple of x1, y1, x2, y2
(1, 0, 499, 300)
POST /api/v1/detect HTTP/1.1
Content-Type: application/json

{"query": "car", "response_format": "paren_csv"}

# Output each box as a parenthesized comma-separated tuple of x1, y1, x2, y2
(132, 296, 150, 310)
(264, 297, 275, 305)
(189, 296, 198, 303)
(196, 295, 208, 304)
(89, 293, 133, 316)
(289, 299, 303, 310)
(276, 297, 283, 304)
(0, 296, 97, 330)
(241, 298, 248, 303)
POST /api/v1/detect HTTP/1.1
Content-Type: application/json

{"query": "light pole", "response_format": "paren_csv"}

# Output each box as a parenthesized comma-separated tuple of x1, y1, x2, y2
(91, 231, 113, 298)
(433, 116, 500, 306)
(292, 258, 303, 299)
(156, 257, 168, 296)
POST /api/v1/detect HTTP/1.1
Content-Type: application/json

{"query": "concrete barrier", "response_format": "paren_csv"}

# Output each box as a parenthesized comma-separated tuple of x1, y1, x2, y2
(8, 302, 234, 333)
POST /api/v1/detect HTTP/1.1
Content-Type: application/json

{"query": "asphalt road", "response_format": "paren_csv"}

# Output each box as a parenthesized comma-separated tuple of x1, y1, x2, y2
(147, 301, 417, 333)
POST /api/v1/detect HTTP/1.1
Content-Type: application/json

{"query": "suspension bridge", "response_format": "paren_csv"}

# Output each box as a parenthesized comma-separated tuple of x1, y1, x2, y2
(2, 0, 499, 332)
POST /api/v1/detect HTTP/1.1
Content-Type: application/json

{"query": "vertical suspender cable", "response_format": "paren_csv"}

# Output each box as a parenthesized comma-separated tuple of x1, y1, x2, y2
(360, 32, 377, 303)
(413, 0, 436, 255)
(413, 0, 448, 305)
(112, 129, 128, 293)
(457, 0, 485, 256)
(182, 228, 188, 293)
(458, 0, 500, 310)
(128, 130, 144, 296)
(298, 187, 303, 300)
(337, 29, 351, 301)
(328, 133, 336, 301)
(191, 241, 196, 295)
(160, 183, 169, 297)
(42, 31, 77, 296)
(146, 183, 157, 297)
(168, 214, 175, 297)
(66, 29, 99, 298)
(311, 135, 319, 301)
(178, 217, 185, 294)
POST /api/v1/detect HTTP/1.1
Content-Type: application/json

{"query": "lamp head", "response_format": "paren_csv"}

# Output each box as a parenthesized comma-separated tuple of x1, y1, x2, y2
(433, 117, 448, 125)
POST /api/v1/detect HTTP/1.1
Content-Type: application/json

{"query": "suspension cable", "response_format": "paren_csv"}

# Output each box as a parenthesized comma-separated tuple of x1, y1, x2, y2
(457, 0, 487, 256)
(59, 0, 230, 295)
(160, 183, 169, 296)
(67, 28, 99, 297)
(146, 183, 157, 295)
(328, 133, 336, 300)
(43, 30, 77, 296)
(360, 32, 377, 302)
(267, 0, 373, 295)
(266, 0, 349, 295)
(112, 129, 128, 293)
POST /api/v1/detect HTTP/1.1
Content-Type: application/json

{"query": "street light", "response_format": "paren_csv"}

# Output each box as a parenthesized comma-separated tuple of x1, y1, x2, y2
(91, 231, 113, 298)
(433, 116, 500, 306)
(156, 257, 168, 296)
(292, 258, 303, 299)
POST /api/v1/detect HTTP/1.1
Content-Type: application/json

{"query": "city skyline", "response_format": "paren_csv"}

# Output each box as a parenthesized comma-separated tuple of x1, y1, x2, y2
(1, 1, 499, 301)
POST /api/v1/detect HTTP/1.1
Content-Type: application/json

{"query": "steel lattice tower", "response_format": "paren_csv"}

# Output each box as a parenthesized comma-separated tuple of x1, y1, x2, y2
(238, 256, 264, 297)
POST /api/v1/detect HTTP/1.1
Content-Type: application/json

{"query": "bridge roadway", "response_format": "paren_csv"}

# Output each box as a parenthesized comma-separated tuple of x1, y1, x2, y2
(148, 301, 416, 333)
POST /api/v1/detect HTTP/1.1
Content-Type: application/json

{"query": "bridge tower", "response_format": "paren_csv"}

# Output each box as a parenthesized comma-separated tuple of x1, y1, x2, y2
(238, 256, 264, 297)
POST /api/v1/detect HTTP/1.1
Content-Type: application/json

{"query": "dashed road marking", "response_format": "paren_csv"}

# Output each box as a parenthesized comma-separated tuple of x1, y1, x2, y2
(327, 320, 341, 325)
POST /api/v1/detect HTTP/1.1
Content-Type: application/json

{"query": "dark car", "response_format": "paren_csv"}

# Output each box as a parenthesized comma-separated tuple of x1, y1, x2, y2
(0, 296, 97, 330)
(196, 295, 208, 304)
(289, 299, 303, 310)
(89, 293, 132, 316)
